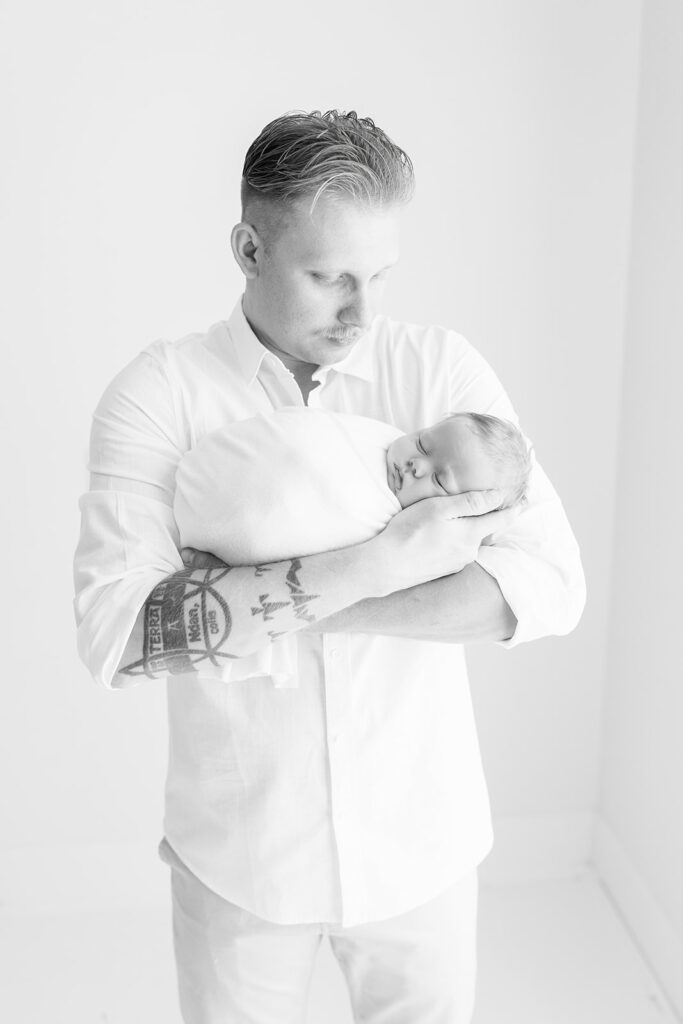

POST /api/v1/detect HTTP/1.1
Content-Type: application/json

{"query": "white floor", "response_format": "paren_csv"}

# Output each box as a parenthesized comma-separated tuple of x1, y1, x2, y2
(0, 871, 679, 1024)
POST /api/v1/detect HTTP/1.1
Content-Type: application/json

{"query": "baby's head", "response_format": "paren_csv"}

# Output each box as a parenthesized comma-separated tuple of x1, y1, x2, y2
(386, 412, 531, 510)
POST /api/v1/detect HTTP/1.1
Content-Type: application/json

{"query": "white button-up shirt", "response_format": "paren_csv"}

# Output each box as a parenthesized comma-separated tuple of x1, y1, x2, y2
(74, 299, 585, 926)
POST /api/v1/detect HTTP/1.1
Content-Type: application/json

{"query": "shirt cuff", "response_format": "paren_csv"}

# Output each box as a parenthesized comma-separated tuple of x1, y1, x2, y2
(475, 543, 586, 649)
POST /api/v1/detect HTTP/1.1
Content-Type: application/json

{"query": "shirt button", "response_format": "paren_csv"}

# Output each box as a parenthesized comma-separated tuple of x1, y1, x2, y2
(329, 648, 339, 659)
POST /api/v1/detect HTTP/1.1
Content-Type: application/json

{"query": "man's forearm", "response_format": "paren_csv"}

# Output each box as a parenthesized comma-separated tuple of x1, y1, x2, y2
(307, 562, 517, 644)
(117, 542, 391, 680)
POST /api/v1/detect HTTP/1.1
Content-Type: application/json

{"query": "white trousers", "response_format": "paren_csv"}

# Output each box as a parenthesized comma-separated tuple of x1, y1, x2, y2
(159, 838, 478, 1024)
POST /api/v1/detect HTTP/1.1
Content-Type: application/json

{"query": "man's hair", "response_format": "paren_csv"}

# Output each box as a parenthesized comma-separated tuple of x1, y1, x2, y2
(241, 109, 415, 216)
(448, 411, 532, 508)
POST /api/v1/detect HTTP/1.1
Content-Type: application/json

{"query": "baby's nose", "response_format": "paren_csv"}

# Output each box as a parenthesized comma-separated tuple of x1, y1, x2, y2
(407, 458, 425, 478)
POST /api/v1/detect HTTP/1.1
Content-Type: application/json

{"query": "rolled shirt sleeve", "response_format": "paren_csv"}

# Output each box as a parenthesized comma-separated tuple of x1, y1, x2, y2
(73, 348, 187, 688)
(476, 454, 586, 646)
(443, 330, 586, 644)
(74, 490, 183, 688)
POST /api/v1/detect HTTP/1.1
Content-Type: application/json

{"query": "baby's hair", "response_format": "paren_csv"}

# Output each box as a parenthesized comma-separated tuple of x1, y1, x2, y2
(447, 411, 532, 508)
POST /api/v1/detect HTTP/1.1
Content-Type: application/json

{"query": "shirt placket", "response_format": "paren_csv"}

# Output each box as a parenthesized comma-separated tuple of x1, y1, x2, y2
(321, 632, 366, 925)
(311, 371, 364, 923)
(256, 355, 307, 410)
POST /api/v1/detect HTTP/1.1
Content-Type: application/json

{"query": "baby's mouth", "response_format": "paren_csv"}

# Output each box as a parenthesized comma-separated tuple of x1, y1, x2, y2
(394, 464, 403, 490)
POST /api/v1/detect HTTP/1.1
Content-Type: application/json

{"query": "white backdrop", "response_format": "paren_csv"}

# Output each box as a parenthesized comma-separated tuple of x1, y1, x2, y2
(2, 0, 642, 891)
(597, 0, 683, 985)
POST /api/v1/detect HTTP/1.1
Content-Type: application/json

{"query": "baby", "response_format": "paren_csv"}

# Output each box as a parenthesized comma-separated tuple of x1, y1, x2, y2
(174, 407, 530, 568)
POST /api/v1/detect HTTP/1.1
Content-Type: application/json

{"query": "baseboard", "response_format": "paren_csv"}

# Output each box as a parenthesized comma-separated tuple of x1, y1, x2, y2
(0, 839, 167, 913)
(592, 816, 683, 1019)
(480, 810, 595, 885)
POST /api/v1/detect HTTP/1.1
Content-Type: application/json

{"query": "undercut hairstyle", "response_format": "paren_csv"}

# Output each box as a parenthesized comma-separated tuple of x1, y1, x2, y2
(241, 109, 415, 218)
(449, 411, 532, 508)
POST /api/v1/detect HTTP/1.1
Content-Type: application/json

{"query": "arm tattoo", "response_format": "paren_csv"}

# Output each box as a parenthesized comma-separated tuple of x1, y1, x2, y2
(119, 559, 320, 679)
(250, 559, 320, 625)
(285, 558, 319, 624)
(120, 567, 237, 678)
(251, 595, 290, 621)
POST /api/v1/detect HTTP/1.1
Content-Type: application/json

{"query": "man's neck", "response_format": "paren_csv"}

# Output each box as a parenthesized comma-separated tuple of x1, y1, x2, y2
(242, 303, 320, 402)
(254, 339, 320, 402)
(289, 362, 320, 404)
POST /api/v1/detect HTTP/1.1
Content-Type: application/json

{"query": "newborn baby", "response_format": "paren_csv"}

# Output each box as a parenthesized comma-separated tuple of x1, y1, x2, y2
(174, 407, 530, 568)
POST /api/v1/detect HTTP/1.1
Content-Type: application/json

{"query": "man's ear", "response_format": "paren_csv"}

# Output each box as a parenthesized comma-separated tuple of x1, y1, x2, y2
(231, 222, 263, 279)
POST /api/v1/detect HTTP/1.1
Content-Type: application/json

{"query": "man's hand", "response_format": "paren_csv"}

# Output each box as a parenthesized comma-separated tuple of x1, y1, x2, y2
(180, 547, 228, 570)
(367, 489, 523, 593)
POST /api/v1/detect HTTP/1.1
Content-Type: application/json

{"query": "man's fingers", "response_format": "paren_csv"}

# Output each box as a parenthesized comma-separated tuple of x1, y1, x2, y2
(442, 490, 526, 537)
(180, 547, 227, 569)
(180, 547, 198, 566)
(444, 489, 507, 519)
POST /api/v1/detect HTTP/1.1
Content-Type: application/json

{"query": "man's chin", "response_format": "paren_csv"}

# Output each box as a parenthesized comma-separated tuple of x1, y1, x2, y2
(316, 332, 363, 362)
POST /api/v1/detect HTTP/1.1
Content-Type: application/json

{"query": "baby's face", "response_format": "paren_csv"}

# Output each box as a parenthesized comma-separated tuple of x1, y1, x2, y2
(386, 417, 500, 509)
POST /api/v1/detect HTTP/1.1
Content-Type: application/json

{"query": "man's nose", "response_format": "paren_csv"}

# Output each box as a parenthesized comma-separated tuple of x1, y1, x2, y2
(339, 286, 373, 329)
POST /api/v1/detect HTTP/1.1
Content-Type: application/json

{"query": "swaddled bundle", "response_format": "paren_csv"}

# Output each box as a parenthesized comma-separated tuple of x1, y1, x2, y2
(174, 407, 403, 566)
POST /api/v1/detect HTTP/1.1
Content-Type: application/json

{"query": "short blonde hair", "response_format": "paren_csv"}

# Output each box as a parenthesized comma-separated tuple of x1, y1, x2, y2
(241, 109, 415, 216)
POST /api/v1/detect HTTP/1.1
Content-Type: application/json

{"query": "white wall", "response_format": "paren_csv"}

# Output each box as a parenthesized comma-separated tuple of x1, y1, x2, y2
(1, 0, 641, 871)
(598, 0, 683, 950)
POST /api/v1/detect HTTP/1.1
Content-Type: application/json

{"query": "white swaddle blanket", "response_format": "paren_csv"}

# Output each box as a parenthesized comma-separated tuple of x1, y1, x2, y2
(175, 406, 402, 565)
(174, 407, 403, 686)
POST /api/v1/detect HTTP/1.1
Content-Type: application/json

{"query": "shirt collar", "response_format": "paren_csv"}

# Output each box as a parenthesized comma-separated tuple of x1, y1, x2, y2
(227, 296, 377, 384)
(227, 298, 271, 384)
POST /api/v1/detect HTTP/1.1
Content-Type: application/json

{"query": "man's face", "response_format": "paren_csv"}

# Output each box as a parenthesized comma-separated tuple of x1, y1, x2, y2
(241, 196, 402, 369)
(386, 417, 503, 509)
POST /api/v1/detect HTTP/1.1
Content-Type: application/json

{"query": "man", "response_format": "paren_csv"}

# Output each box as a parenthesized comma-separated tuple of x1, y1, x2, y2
(74, 110, 585, 1023)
